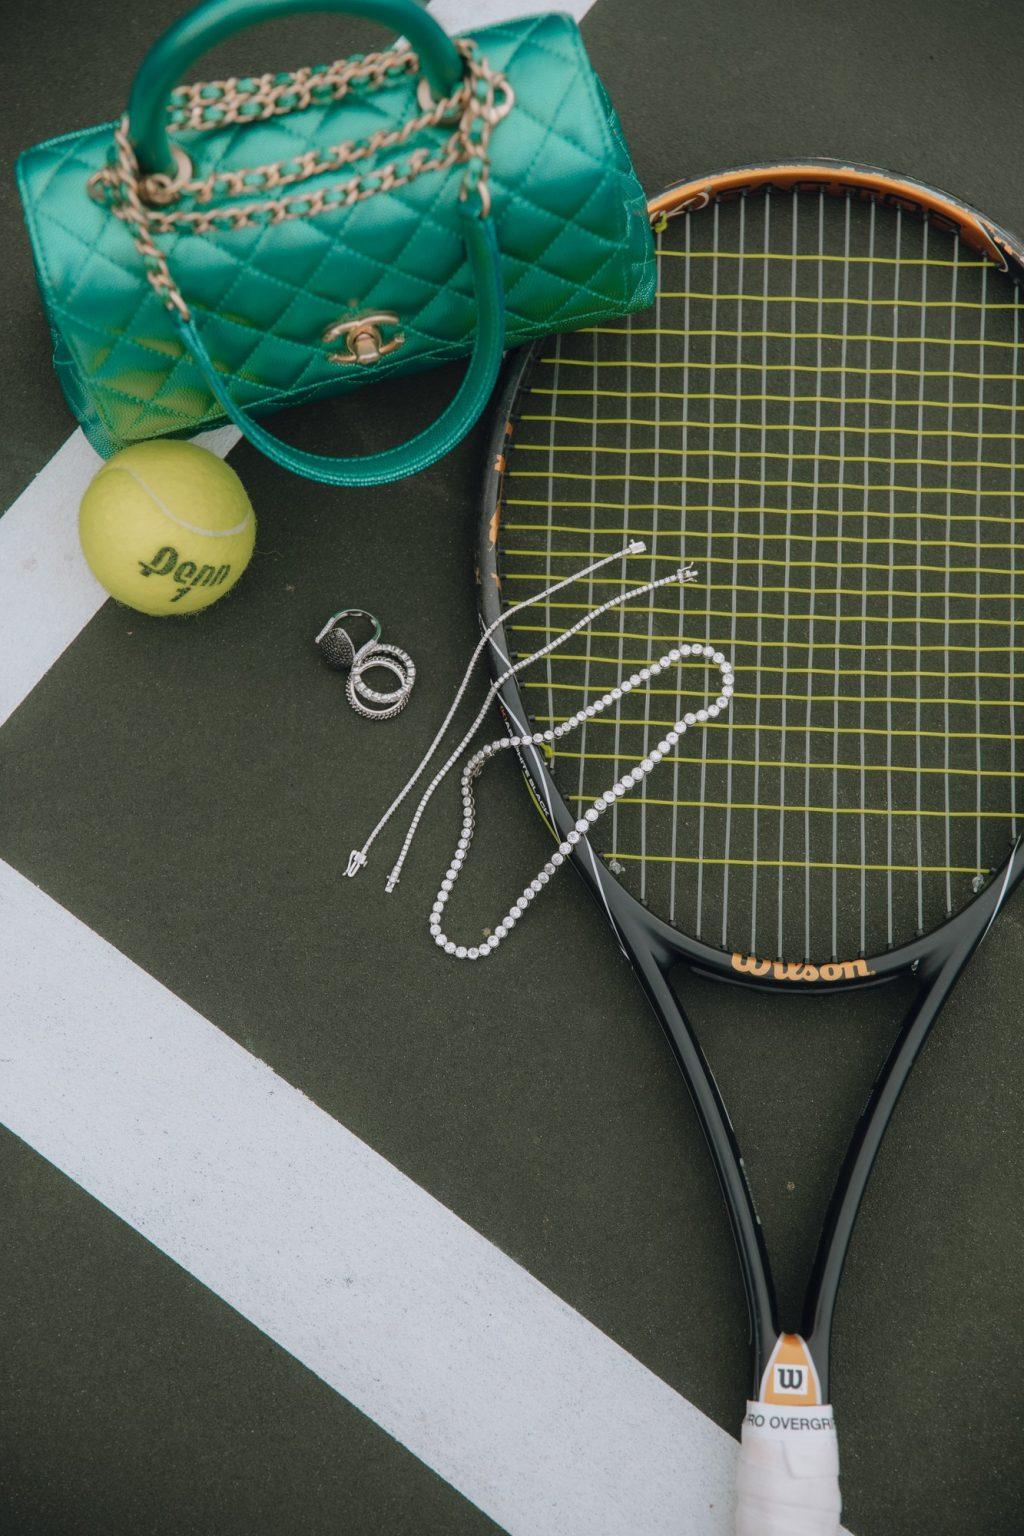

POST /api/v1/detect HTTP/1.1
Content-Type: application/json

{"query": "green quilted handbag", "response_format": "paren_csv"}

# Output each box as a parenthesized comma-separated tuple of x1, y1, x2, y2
(16, 0, 655, 487)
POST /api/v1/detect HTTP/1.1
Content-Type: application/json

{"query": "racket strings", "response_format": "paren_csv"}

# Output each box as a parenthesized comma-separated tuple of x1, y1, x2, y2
(496, 186, 1023, 960)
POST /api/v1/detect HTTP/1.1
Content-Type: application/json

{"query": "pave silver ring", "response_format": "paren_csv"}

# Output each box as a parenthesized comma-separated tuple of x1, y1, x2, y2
(314, 609, 381, 670)
(352, 652, 409, 705)
(347, 641, 417, 720)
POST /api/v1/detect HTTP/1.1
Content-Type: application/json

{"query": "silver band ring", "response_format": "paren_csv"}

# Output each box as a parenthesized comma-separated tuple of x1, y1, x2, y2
(346, 641, 417, 720)
(353, 654, 409, 705)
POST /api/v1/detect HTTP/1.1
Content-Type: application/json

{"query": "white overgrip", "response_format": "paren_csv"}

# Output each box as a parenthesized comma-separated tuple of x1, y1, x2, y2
(736, 1402, 841, 1536)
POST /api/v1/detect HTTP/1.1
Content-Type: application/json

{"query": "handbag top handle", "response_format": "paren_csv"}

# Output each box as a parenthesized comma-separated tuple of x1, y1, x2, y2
(113, 0, 510, 485)
(129, 0, 465, 177)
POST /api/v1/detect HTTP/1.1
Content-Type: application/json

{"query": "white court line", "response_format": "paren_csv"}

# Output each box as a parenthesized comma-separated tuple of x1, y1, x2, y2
(0, 426, 238, 730)
(0, 859, 740, 1536)
(431, 0, 595, 28)
(0, 432, 109, 728)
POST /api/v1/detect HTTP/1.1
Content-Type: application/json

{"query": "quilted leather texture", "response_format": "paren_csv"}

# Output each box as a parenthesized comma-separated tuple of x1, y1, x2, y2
(17, 12, 655, 457)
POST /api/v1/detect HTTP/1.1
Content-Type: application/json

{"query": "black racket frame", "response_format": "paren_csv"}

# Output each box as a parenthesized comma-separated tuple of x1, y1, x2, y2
(478, 201, 1024, 1393)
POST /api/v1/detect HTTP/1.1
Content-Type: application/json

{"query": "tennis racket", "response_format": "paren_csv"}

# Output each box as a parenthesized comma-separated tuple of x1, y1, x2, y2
(477, 162, 1024, 1534)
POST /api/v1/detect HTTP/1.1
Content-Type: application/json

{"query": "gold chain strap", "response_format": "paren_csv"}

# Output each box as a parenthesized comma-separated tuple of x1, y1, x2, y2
(88, 40, 513, 321)
(168, 47, 420, 134)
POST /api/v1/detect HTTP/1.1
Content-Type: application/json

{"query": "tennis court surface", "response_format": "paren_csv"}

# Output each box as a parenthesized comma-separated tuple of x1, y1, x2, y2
(2, 2, 1022, 1533)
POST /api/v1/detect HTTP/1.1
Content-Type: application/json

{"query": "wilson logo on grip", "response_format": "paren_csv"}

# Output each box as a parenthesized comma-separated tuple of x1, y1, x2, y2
(731, 953, 875, 983)
(759, 1334, 823, 1408)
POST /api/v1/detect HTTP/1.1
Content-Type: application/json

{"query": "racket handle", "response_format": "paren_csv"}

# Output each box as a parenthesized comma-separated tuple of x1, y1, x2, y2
(736, 1402, 841, 1535)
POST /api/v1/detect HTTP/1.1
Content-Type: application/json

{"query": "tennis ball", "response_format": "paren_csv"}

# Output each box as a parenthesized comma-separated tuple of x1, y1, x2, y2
(79, 441, 256, 616)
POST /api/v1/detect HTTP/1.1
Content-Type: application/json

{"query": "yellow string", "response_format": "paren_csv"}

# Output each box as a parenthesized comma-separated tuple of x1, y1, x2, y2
(512, 466, 1023, 499)
(502, 577, 1022, 624)
(504, 494, 1016, 529)
(660, 289, 1019, 311)
(535, 711, 1014, 744)
(605, 852, 985, 874)
(520, 409, 1024, 443)
(540, 356, 1024, 384)
(521, 679, 1018, 710)
(512, 439, 1024, 475)
(550, 748, 1022, 779)
(586, 323, 1022, 353)
(508, 542, 1022, 591)
(503, 517, 1021, 554)
(530, 385, 1023, 415)
(569, 794, 1009, 819)
(509, 617, 1019, 654)
(658, 249, 991, 268)
(507, 631, 1019, 677)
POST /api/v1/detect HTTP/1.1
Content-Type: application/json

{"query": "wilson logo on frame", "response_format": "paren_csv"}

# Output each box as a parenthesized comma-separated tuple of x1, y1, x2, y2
(731, 954, 875, 983)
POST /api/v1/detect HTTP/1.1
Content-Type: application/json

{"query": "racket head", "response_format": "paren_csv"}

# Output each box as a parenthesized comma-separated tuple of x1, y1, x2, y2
(478, 161, 1024, 987)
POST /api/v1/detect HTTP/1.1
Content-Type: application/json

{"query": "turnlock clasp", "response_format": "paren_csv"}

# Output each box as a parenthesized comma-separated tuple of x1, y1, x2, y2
(323, 312, 405, 366)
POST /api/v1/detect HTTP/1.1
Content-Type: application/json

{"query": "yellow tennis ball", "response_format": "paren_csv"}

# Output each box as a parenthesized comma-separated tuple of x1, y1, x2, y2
(79, 441, 256, 616)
